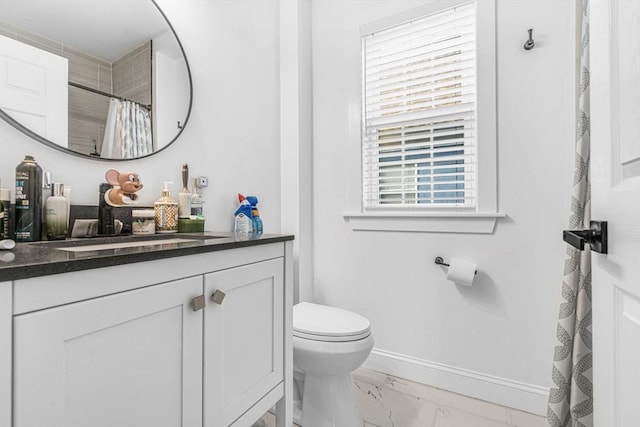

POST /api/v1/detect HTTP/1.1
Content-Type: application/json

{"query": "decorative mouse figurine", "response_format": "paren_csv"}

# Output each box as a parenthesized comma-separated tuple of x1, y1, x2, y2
(104, 169, 143, 206)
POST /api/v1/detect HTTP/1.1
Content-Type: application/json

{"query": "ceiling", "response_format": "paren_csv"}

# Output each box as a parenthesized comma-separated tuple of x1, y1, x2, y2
(0, 0, 169, 61)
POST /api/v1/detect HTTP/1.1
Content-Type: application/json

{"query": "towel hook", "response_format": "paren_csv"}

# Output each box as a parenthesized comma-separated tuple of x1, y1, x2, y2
(524, 28, 535, 50)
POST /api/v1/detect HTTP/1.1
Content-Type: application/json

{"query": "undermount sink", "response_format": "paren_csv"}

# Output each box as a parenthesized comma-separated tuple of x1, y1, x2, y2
(56, 238, 203, 252)
(28, 233, 225, 252)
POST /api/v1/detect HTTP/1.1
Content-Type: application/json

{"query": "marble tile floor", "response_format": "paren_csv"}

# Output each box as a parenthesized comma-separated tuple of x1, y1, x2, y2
(254, 368, 546, 427)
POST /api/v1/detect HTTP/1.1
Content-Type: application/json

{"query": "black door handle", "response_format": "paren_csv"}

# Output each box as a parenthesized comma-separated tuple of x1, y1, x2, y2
(563, 220, 608, 254)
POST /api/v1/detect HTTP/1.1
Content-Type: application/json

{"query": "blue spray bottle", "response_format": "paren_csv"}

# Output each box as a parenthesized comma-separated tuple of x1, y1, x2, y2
(246, 195, 263, 235)
(234, 194, 253, 235)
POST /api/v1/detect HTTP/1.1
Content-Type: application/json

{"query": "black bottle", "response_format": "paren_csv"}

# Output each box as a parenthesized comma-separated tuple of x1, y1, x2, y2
(0, 189, 12, 240)
(15, 156, 43, 242)
(98, 183, 115, 236)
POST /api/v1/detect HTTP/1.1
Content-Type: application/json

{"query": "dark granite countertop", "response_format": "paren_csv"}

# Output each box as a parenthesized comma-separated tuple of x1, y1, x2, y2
(0, 232, 294, 281)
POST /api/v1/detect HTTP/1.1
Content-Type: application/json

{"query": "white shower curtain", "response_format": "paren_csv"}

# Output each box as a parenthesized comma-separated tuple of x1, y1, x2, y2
(547, 0, 592, 426)
(101, 98, 153, 159)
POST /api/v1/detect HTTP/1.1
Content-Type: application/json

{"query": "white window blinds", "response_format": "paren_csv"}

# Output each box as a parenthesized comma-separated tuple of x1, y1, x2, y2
(362, 2, 477, 208)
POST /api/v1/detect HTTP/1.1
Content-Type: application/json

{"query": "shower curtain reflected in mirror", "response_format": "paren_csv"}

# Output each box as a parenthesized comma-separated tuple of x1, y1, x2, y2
(101, 98, 153, 159)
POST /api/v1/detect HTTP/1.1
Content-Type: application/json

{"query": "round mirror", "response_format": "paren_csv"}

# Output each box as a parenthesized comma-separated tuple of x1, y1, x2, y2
(0, 0, 192, 160)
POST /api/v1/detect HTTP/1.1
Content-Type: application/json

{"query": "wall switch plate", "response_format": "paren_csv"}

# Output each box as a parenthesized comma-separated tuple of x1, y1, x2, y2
(196, 176, 208, 188)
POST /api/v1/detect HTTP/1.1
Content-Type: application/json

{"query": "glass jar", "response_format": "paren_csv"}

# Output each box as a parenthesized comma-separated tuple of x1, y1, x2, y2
(132, 209, 156, 235)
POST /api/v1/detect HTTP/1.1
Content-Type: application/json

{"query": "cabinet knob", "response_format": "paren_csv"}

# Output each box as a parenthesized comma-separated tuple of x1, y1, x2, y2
(191, 295, 206, 311)
(211, 289, 226, 305)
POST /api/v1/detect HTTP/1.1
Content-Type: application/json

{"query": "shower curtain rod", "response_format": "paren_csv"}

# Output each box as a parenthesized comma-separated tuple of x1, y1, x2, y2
(68, 81, 152, 109)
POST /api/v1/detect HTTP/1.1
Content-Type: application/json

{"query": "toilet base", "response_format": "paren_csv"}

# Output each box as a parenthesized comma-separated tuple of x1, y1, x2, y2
(299, 373, 362, 427)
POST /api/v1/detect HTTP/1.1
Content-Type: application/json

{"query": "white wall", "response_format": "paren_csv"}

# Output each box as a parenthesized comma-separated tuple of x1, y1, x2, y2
(311, 0, 575, 414)
(0, 0, 282, 233)
(280, 0, 313, 304)
(153, 30, 189, 152)
(0, 0, 577, 416)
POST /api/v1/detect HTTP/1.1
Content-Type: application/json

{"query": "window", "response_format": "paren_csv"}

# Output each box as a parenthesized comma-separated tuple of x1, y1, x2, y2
(346, 0, 499, 232)
(362, 2, 477, 209)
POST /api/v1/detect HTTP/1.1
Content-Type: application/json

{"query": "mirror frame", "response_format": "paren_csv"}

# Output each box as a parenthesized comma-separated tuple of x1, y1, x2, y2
(0, 0, 193, 162)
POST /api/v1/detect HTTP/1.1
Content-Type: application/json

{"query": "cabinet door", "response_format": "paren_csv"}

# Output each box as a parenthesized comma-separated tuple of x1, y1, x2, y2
(204, 258, 284, 426)
(0, 281, 11, 427)
(13, 276, 203, 427)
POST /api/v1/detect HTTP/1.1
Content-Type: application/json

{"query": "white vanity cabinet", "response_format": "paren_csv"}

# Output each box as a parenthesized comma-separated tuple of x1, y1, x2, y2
(0, 282, 11, 427)
(13, 276, 204, 427)
(204, 258, 284, 426)
(5, 242, 293, 427)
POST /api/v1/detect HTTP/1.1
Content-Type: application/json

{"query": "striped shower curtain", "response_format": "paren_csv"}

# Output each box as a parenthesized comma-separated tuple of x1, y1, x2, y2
(546, 0, 593, 426)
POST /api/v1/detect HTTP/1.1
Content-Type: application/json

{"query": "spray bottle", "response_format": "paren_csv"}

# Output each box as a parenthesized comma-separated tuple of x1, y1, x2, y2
(234, 194, 253, 235)
(246, 196, 263, 235)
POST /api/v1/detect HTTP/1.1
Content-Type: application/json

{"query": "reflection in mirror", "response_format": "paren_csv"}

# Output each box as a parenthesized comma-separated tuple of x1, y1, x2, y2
(0, 0, 192, 160)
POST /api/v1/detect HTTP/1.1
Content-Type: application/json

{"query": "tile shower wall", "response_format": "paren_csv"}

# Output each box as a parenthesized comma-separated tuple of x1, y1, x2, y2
(112, 42, 152, 106)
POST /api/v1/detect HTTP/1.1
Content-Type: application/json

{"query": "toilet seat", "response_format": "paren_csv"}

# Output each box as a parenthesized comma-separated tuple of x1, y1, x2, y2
(293, 302, 371, 342)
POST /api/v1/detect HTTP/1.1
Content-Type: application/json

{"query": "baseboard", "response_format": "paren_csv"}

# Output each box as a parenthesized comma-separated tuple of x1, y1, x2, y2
(362, 348, 549, 416)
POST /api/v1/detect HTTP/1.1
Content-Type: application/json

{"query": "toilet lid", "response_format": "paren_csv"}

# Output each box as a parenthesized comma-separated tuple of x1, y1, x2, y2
(293, 302, 371, 342)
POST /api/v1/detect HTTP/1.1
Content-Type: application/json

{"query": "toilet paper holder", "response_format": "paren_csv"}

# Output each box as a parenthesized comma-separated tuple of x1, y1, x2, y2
(434, 256, 477, 275)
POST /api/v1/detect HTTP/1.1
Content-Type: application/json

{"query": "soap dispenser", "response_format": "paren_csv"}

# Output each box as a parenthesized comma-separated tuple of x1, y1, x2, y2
(154, 182, 178, 233)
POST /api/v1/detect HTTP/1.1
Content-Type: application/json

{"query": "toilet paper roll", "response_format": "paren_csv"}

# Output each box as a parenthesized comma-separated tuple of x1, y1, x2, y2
(446, 257, 477, 286)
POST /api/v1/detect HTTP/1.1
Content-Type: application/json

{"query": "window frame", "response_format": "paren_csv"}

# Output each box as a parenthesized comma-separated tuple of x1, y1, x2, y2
(344, 0, 502, 233)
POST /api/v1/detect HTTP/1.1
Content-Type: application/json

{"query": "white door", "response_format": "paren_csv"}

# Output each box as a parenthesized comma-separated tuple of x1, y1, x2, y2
(204, 258, 284, 427)
(0, 34, 68, 146)
(590, 1, 640, 425)
(13, 277, 203, 427)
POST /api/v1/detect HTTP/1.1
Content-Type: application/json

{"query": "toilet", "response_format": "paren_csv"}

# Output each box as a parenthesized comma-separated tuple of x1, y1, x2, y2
(292, 302, 374, 427)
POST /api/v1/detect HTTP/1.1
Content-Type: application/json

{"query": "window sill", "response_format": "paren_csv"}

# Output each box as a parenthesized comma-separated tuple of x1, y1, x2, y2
(343, 211, 505, 234)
